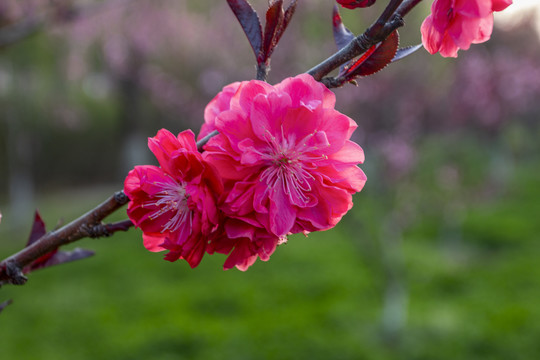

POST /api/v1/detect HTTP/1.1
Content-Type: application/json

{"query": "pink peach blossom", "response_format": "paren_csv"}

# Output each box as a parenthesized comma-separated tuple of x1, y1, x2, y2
(201, 74, 366, 270)
(421, 0, 512, 58)
(124, 129, 222, 268)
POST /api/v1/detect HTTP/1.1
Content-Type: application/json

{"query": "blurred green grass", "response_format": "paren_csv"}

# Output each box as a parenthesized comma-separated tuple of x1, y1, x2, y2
(1, 146, 540, 360)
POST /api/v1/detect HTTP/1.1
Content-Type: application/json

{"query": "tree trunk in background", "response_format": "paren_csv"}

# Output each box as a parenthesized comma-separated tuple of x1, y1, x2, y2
(6, 111, 35, 229)
(115, 48, 151, 179)
(380, 211, 408, 346)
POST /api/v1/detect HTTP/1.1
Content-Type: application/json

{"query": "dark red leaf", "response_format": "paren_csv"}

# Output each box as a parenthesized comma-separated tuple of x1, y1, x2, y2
(23, 211, 58, 272)
(24, 249, 58, 272)
(262, 0, 284, 63)
(227, 0, 263, 60)
(25, 248, 95, 273)
(26, 210, 46, 246)
(392, 44, 423, 62)
(41, 248, 95, 268)
(332, 5, 355, 51)
(273, 0, 298, 50)
(346, 30, 399, 78)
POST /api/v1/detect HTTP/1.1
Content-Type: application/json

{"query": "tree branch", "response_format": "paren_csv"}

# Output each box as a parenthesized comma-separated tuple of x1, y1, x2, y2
(307, 0, 424, 82)
(396, 0, 424, 17)
(0, 191, 131, 286)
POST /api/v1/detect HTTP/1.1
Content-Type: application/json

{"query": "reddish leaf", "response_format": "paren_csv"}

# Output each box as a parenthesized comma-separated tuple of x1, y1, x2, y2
(346, 30, 399, 78)
(262, 0, 284, 63)
(227, 0, 263, 60)
(332, 5, 355, 51)
(26, 210, 47, 246)
(24, 250, 58, 273)
(25, 248, 95, 273)
(40, 248, 95, 268)
(273, 0, 297, 50)
(23, 211, 57, 272)
(392, 44, 422, 62)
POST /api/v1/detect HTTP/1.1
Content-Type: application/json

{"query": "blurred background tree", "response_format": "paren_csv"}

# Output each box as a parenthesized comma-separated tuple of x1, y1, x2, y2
(1, 0, 540, 359)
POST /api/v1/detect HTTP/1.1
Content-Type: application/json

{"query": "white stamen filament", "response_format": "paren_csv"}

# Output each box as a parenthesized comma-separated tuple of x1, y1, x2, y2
(144, 179, 192, 234)
(258, 127, 329, 205)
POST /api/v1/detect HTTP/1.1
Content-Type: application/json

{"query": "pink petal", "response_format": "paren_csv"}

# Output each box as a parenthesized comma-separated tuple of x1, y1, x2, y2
(421, 15, 444, 55)
(318, 110, 357, 154)
(455, 0, 491, 18)
(232, 80, 273, 115)
(282, 106, 323, 144)
(472, 14, 493, 44)
(276, 74, 336, 109)
(269, 185, 296, 236)
(200, 82, 241, 139)
(143, 234, 166, 252)
(327, 140, 365, 165)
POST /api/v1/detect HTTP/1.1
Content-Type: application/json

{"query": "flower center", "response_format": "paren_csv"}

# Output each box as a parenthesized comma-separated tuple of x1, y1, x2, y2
(145, 179, 192, 233)
(259, 129, 326, 206)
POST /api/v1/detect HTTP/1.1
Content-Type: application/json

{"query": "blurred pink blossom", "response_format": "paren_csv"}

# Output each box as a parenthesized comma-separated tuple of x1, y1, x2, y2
(421, 0, 512, 57)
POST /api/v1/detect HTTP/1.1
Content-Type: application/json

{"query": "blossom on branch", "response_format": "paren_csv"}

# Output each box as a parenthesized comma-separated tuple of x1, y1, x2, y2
(336, 0, 376, 9)
(421, 0, 512, 57)
(124, 129, 222, 268)
(201, 74, 367, 270)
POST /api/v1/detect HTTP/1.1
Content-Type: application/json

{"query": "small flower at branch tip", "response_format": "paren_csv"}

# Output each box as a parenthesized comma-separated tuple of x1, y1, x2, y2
(421, 0, 512, 58)
(336, 0, 376, 9)
(201, 73, 367, 270)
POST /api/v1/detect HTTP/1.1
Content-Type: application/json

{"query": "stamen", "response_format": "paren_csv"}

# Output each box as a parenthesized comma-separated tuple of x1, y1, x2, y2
(143, 180, 192, 234)
(259, 128, 328, 205)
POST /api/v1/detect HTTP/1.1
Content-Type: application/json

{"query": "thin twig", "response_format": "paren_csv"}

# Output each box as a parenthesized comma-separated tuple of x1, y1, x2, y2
(256, 63, 270, 81)
(197, 130, 219, 151)
(396, 0, 424, 17)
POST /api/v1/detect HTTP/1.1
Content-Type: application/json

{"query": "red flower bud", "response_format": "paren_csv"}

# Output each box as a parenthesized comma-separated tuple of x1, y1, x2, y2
(336, 0, 376, 9)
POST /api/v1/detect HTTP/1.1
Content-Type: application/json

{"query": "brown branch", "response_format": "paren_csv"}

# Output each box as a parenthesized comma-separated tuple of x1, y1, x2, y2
(307, 0, 424, 82)
(96, 219, 134, 236)
(0, 191, 130, 286)
(396, 0, 424, 17)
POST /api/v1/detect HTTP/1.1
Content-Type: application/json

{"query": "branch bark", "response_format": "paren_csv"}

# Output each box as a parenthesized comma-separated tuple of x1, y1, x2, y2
(0, 191, 132, 286)
(307, 0, 423, 83)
